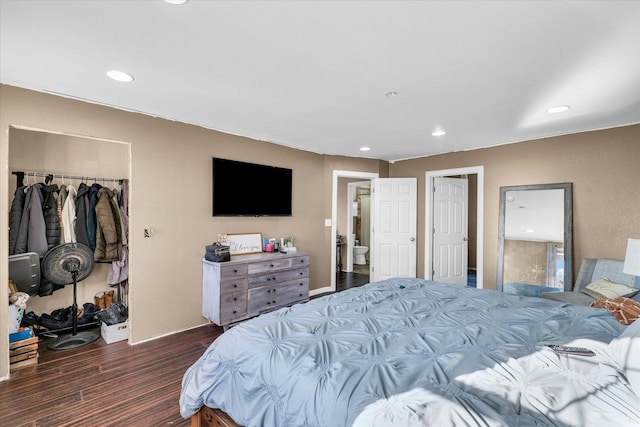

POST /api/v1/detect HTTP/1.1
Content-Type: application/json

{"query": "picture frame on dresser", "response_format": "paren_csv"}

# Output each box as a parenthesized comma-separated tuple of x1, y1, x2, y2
(222, 233, 263, 255)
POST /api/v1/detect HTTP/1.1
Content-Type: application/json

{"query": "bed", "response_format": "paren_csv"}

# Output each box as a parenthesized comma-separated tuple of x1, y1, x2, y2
(180, 278, 640, 426)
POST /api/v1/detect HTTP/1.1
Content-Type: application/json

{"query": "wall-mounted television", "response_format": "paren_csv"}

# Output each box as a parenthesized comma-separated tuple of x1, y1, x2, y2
(212, 157, 292, 217)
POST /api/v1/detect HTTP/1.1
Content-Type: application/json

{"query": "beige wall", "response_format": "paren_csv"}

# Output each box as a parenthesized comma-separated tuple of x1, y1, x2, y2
(391, 124, 640, 289)
(0, 85, 385, 379)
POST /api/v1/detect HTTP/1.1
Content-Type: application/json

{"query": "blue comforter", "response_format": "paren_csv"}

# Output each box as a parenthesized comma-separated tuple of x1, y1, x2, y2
(180, 278, 640, 426)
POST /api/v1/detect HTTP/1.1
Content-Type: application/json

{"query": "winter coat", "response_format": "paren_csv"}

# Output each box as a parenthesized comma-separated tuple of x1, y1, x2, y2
(8, 186, 27, 255)
(75, 183, 91, 248)
(94, 187, 121, 262)
(61, 185, 77, 243)
(110, 192, 127, 246)
(16, 184, 48, 257)
(28, 185, 48, 257)
(56, 185, 67, 242)
(41, 184, 60, 250)
(87, 183, 102, 250)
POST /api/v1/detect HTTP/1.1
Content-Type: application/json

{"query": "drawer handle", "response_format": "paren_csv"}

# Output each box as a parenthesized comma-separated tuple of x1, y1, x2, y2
(299, 272, 303, 276)
(299, 282, 303, 286)
(273, 289, 276, 292)
(299, 259, 305, 263)
(233, 284, 237, 288)
(233, 310, 237, 314)
(233, 297, 237, 301)
(234, 269, 238, 273)
(266, 301, 271, 305)
(267, 289, 271, 293)
(270, 264, 274, 268)
(272, 300, 276, 304)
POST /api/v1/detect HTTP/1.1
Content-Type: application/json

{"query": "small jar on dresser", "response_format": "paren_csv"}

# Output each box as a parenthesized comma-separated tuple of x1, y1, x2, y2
(202, 251, 310, 329)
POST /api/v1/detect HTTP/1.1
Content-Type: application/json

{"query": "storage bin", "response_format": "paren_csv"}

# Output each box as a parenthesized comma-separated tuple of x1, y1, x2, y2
(101, 321, 129, 344)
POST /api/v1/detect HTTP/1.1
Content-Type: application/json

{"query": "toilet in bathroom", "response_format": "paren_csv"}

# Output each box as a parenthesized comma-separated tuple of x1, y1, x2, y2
(353, 245, 369, 265)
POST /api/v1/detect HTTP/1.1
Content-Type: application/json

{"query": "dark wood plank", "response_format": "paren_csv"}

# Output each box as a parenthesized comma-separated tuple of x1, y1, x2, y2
(336, 271, 369, 292)
(0, 324, 222, 426)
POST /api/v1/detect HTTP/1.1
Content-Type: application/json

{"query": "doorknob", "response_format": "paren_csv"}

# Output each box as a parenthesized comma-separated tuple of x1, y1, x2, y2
(463, 237, 469, 241)
(410, 237, 415, 242)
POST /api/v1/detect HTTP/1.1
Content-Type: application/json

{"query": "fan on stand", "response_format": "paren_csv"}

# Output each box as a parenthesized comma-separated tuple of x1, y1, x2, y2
(41, 243, 99, 351)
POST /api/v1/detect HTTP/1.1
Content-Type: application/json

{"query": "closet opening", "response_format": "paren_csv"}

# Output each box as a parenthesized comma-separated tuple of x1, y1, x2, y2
(7, 126, 131, 359)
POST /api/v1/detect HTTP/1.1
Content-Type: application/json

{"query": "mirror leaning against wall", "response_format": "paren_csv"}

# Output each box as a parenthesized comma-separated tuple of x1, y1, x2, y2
(497, 183, 573, 296)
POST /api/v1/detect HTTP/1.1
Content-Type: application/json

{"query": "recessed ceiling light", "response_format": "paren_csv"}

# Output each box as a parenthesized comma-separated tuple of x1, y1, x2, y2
(526, 229, 535, 233)
(164, 0, 189, 4)
(432, 130, 446, 136)
(547, 105, 571, 114)
(360, 146, 371, 152)
(385, 91, 398, 98)
(106, 70, 134, 82)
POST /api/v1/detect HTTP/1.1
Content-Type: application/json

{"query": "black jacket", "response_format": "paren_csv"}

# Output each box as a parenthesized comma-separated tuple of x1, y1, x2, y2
(75, 183, 91, 248)
(8, 186, 27, 255)
(41, 184, 61, 250)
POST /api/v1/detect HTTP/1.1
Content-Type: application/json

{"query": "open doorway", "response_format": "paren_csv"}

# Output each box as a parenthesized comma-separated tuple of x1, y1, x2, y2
(329, 170, 379, 294)
(347, 181, 371, 277)
(425, 166, 484, 289)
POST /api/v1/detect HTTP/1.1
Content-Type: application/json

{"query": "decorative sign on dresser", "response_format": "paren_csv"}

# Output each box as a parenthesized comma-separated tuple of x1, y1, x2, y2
(202, 251, 310, 329)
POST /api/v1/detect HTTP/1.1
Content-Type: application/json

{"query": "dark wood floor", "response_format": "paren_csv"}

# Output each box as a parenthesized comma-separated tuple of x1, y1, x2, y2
(336, 270, 370, 292)
(0, 324, 223, 427)
(1, 276, 370, 426)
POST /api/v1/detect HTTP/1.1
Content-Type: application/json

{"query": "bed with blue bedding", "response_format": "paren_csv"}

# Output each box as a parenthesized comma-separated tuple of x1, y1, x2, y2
(180, 278, 640, 426)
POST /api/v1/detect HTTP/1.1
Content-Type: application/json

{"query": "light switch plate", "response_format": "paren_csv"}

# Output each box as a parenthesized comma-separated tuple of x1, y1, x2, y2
(324, 219, 332, 226)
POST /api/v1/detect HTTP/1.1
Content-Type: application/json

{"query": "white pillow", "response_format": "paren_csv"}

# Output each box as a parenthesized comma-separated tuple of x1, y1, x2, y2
(581, 278, 639, 299)
(608, 319, 640, 397)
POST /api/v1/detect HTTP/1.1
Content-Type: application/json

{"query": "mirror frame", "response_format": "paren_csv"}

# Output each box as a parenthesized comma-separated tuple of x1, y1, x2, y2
(497, 182, 573, 292)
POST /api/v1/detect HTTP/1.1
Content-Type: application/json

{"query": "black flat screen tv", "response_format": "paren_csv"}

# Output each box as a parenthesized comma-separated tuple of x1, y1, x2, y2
(212, 157, 292, 217)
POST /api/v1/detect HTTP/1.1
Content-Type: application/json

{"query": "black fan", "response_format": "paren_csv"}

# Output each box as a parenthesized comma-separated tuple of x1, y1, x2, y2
(41, 243, 99, 350)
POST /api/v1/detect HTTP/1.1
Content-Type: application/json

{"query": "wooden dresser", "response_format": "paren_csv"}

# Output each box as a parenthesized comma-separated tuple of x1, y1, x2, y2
(202, 251, 310, 328)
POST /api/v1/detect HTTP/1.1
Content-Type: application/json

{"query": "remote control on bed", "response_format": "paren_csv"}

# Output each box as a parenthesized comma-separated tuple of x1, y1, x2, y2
(546, 345, 596, 356)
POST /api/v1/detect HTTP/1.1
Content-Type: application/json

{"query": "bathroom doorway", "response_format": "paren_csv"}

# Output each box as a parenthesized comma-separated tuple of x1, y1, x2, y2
(331, 170, 378, 293)
(347, 181, 371, 277)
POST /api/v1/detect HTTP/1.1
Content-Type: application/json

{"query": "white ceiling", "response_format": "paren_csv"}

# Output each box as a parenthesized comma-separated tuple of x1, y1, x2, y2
(1, 1, 639, 162)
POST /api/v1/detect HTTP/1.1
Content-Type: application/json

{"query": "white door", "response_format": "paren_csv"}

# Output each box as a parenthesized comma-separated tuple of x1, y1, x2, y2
(433, 177, 468, 285)
(371, 178, 417, 282)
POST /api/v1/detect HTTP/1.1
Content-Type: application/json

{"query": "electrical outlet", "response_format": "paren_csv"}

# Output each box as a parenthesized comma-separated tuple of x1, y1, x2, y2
(144, 227, 153, 238)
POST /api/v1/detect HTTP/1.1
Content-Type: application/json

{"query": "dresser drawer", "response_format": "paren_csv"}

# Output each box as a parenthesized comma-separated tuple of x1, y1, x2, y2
(291, 255, 309, 269)
(219, 278, 248, 294)
(280, 278, 309, 304)
(247, 258, 292, 275)
(218, 263, 248, 279)
(248, 267, 309, 288)
(219, 290, 247, 323)
(289, 267, 309, 280)
(247, 278, 309, 313)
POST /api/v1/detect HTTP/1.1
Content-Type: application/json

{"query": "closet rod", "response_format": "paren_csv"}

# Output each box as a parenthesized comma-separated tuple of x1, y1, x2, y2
(12, 171, 123, 188)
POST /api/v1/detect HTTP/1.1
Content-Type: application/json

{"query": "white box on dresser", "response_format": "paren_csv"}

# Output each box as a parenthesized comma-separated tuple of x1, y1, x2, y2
(203, 251, 310, 328)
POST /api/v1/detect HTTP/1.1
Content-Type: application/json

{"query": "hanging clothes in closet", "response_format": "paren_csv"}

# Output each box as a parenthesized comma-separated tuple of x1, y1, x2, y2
(107, 179, 129, 288)
(9, 172, 129, 297)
